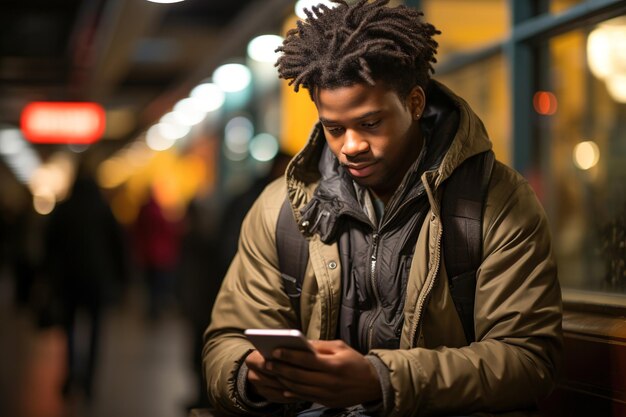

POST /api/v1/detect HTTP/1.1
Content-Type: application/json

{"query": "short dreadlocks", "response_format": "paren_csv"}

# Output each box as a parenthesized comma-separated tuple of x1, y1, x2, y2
(275, 0, 440, 101)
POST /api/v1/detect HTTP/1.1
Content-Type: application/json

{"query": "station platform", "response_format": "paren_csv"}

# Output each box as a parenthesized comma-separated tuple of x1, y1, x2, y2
(0, 279, 196, 417)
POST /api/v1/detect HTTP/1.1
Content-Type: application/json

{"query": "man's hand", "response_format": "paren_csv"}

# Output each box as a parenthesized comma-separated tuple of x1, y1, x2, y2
(263, 340, 382, 408)
(244, 350, 299, 404)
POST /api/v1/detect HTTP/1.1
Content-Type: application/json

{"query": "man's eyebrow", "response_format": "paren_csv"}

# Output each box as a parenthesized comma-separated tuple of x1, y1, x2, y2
(319, 110, 382, 125)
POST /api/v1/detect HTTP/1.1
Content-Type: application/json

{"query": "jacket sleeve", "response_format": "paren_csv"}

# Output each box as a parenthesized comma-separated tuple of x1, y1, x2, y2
(202, 180, 299, 416)
(371, 164, 563, 416)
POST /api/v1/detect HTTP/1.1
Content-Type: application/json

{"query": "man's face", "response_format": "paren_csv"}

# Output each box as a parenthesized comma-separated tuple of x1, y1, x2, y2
(315, 82, 424, 203)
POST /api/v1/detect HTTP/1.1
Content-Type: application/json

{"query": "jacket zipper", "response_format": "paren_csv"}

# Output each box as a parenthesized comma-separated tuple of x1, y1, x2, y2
(325, 278, 334, 340)
(409, 215, 442, 346)
(364, 190, 422, 349)
(366, 232, 381, 350)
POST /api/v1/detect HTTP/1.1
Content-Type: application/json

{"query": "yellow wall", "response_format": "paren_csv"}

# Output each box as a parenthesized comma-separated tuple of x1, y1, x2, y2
(279, 15, 319, 156)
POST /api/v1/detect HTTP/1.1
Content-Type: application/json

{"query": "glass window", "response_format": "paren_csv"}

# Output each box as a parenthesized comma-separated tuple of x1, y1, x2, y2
(436, 54, 511, 164)
(423, 0, 509, 55)
(535, 15, 626, 295)
(550, 0, 585, 14)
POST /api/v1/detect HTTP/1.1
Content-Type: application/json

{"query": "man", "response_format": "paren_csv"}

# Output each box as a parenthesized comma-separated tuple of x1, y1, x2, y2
(203, 1, 562, 416)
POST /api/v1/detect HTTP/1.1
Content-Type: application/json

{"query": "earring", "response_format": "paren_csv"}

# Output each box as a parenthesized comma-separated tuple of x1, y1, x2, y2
(414, 113, 421, 120)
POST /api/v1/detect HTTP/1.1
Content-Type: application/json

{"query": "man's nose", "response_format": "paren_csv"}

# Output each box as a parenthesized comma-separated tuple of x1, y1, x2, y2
(342, 130, 369, 157)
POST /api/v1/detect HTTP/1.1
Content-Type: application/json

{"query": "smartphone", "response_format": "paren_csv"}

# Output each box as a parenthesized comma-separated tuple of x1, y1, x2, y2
(244, 328, 314, 359)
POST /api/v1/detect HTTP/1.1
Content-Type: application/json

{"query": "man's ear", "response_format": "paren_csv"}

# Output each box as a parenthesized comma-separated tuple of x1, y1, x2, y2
(407, 86, 426, 119)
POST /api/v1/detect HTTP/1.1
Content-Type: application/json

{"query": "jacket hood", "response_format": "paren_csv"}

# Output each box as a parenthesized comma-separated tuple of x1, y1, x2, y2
(429, 81, 492, 187)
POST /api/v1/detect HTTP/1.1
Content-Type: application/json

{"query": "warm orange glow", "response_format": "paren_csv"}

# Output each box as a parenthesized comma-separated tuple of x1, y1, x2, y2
(21, 102, 106, 144)
(280, 79, 318, 156)
(533, 91, 558, 115)
(424, 0, 509, 56)
(280, 15, 319, 156)
(111, 190, 140, 225)
(107, 148, 210, 225)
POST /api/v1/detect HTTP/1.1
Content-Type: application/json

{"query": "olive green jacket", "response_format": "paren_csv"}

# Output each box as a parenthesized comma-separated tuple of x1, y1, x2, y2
(203, 81, 562, 416)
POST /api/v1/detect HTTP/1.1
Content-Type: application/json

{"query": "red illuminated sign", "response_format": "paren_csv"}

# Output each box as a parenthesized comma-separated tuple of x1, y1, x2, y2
(20, 102, 106, 144)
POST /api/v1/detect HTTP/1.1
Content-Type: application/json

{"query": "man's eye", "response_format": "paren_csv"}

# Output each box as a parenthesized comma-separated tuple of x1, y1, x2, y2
(326, 126, 344, 134)
(362, 120, 381, 129)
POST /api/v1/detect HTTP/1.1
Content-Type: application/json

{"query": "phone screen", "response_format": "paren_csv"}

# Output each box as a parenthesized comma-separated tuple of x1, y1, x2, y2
(244, 329, 314, 359)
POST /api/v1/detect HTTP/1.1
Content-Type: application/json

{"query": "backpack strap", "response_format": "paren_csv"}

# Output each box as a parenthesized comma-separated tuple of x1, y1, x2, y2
(441, 150, 495, 344)
(276, 198, 309, 328)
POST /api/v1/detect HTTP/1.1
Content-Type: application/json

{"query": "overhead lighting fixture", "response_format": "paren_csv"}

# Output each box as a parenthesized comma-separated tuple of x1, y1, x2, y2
(0, 127, 26, 155)
(172, 98, 206, 126)
(295, 0, 337, 19)
(0, 127, 41, 183)
(213, 64, 252, 93)
(190, 83, 225, 112)
(247, 35, 284, 63)
(146, 125, 176, 151)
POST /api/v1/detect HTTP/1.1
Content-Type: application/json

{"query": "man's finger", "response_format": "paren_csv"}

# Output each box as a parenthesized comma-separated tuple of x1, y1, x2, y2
(271, 348, 328, 371)
(248, 369, 285, 390)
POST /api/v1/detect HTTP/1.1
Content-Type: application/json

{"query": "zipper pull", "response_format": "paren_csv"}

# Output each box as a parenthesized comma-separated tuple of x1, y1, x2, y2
(371, 233, 379, 260)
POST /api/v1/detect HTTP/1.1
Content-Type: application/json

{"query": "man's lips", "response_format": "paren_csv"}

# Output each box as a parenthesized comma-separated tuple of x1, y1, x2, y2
(343, 162, 376, 178)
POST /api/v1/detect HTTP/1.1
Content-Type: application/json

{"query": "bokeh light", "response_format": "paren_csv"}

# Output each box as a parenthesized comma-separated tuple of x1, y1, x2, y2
(146, 125, 176, 151)
(249, 133, 279, 162)
(247, 35, 284, 63)
(190, 83, 226, 112)
(224, 116, 254, 161)
(295, 0, 337, 19)
(573, 140, 600, 170)
(212, 64, 252, 93)
(533, 91, 558, 115)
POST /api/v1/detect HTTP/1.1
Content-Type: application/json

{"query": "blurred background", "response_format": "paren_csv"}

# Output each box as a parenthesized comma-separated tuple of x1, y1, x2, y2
(0, 0, 625, 416)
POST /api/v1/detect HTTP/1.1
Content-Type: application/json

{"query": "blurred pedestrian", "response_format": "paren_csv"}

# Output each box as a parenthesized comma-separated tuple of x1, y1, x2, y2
(133, 191, 182, 322)
(44, 158, 128, 400)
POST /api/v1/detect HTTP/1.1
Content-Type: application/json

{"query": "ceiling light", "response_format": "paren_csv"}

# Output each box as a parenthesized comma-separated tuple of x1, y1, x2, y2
(172, 98, 206, 126)
(146, 0, 185, 3)
(213, 64, 252, 93)
(190, 83, 225, 112)
(295, 0, 337, 19)
(146, 125, 176, 151)
(0, 127, 40, 183)
(0, 128, 26, 155)
(156, 122, 190, 141)
(247, 35, 284, 63)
